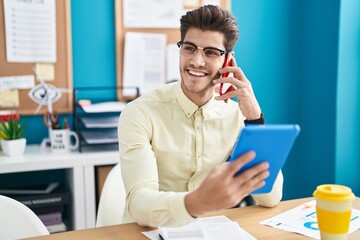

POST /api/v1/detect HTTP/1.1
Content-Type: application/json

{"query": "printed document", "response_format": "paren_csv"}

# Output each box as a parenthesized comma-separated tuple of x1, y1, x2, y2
(123, 0, 184, 28)
(166, 44, 181, 83)
(142, 216, 256, 240)
(123, 32, 166, 95)
(260, 200, 360, 239)
(3, 0, 57, 63)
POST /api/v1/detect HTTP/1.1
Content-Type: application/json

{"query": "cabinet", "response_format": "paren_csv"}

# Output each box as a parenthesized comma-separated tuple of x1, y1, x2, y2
(72, 87, 139, 152)
(0, 145, 119, 230)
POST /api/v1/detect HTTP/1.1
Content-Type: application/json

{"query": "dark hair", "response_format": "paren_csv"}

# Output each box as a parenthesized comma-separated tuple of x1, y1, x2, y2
(180, 5, 239, 50)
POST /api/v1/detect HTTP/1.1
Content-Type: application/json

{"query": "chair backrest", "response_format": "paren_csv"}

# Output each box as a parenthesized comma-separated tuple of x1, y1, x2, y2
(0, 195, 50, 240)
(96, 163, 127, 227)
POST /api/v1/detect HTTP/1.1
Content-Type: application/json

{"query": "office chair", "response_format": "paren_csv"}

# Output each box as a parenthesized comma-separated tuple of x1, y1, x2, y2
(96, 163, 127, 227)
(0, 195, 50, 240)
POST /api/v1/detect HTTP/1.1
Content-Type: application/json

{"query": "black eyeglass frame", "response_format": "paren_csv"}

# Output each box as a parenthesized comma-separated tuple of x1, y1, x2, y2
(176, 41, 230, 57)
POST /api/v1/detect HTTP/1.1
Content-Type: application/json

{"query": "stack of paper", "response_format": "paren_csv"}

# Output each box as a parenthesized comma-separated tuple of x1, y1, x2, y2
(80, 101, 127, 113)
(80, 129, 118, 144)
(80, 116, 119, 128)
(260, 200, 360, 239)
(142, 216, 256, 240)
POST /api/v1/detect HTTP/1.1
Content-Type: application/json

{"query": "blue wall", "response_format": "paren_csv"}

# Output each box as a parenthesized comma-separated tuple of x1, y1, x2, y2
(335, 0, 360, 191)
(20, 0, 360, 199)
(233, 0, 360, 199)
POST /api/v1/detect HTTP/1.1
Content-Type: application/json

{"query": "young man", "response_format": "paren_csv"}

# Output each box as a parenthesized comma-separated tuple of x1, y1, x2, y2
(118, 5, 283, 227)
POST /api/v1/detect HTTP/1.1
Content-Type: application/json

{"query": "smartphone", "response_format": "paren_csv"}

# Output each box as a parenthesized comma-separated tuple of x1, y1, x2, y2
(219, 54, 234, 102)
(221, 53, 231, 78)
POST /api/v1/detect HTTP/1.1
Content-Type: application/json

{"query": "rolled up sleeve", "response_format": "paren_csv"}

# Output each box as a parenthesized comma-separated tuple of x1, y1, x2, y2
(251, 170, 283, 207)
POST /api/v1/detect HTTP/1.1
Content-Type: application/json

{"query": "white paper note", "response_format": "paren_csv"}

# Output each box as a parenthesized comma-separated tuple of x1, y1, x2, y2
(166, 44, 181, 83)
(142, 216, 256, 240)
(123, 32, 166, 95)
(0, 75, 35, 91)
(4, 0, 57, 63)
(123, 0, 184, 28)
(201, 0, 221, 6)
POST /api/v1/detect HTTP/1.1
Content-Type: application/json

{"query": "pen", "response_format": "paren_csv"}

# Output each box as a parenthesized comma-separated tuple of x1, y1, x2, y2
(158, 234, 165, 240)
(63, 118, 70, 129)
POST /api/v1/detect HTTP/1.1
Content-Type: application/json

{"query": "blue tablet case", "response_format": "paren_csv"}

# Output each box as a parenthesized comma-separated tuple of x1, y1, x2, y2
(228, 124, 300, 194)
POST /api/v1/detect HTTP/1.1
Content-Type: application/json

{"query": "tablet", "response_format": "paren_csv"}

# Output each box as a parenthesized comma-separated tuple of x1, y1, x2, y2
(228, 124, 300, 194)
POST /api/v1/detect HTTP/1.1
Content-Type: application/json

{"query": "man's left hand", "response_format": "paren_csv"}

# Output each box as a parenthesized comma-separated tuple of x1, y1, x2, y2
(213, 58, 261, 120)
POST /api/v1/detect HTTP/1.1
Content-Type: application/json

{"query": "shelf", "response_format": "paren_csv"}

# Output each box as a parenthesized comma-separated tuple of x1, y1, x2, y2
(72, 86, 139, 152)
(79, 116, 119, 128)
(0, 144, 120, 230)
(80, 129, 118, 144)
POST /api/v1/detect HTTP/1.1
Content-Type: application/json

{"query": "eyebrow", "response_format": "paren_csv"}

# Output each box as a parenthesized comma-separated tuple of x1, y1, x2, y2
(182, 41, 226, 51)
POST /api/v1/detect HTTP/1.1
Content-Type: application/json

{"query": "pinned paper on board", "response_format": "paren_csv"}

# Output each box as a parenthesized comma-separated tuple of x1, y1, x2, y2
(3, 0, 57, 63)
(183, 0, 201, 9)
(29, 68, 71, 114)
(166, 44, 181, 83)
(201, 0, 221, 5)
(0, 89, 19, 107)
(123, 32, 166, 95)
(35, 63, 55, 81)
(123, 0, 184, 28)
(0, 75, 35, 91)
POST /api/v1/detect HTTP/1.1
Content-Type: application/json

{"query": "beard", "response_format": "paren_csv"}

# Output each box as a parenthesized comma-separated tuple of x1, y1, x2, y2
(180, 67, 218, 94)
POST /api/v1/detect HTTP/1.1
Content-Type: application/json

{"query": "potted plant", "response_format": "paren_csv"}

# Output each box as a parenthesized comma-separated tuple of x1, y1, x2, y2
(0, 114, 26, 156)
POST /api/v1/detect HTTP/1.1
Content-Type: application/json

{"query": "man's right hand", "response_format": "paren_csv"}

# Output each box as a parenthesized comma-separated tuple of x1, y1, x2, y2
(184, 151, 269, 217)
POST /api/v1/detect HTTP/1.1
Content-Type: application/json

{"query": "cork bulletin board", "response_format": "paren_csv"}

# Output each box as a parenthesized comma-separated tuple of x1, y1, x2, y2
(0, 0, 73, 115)
(114, 0, 230, 100)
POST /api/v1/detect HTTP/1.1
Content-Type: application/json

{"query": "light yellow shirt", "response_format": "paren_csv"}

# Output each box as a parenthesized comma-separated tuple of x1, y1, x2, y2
(118, 81, 283, 227)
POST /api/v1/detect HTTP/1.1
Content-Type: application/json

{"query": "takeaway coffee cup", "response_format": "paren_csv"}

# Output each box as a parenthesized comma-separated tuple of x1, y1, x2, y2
(50, 129, 79, 153)
(313, 184, 355, 240)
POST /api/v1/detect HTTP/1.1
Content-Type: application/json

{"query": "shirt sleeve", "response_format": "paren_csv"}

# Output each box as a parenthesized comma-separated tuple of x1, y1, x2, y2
(118, 103, 195, 227)
(251, 170, 283, 207)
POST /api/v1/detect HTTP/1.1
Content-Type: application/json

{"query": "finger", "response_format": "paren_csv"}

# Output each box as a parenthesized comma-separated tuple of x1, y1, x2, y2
(236, 161, 269, 181)
(214, 75, 251, 87)
(233, 66, 247, 82)
(237, 169, 269, 192)
(238, 180, 266, 199)
(226, 151, 256, 176)
(248, 180, 266, 193)
(215, 86, 252, 101)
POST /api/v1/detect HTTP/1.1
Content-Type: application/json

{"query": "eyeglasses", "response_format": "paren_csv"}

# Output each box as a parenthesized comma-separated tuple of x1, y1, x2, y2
(177, 41, 230, 64)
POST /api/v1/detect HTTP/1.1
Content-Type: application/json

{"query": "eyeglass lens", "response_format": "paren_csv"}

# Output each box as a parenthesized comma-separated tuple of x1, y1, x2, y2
(179, 43, 224, 63)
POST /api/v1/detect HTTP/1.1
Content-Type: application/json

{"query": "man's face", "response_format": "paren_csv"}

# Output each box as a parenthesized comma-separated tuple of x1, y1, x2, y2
(179, 28, 227, 98)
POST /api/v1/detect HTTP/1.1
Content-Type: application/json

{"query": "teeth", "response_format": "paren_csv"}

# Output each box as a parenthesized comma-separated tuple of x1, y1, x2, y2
(189, 70, 206, 77)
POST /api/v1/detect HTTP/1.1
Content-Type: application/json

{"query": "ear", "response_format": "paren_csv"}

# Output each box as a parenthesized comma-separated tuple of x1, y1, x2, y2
(222, 51, 235, 67)
(230, 51, 235, 58)
(229, 51, 236, 66)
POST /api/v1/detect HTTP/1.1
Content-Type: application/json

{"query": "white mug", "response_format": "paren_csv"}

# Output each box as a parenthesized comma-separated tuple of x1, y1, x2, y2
(50, 129, 79, 153)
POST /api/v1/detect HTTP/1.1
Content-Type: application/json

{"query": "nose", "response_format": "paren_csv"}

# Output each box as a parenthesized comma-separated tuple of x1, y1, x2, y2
(190, 50, 206, 67)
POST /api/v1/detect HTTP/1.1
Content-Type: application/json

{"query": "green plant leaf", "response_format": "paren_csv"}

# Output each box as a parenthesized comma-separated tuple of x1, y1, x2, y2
(0, 116, 25, 140)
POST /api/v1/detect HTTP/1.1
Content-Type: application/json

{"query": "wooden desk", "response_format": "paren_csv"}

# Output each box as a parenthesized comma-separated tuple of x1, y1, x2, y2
(27, 198, 360, 240)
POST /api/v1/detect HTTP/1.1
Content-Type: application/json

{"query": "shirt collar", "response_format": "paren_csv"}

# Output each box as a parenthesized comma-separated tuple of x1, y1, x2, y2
(175, 81, 218, 119)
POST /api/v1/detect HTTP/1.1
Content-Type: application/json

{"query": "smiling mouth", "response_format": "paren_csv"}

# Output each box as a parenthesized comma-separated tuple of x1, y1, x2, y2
(188, 70, 208, 77)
